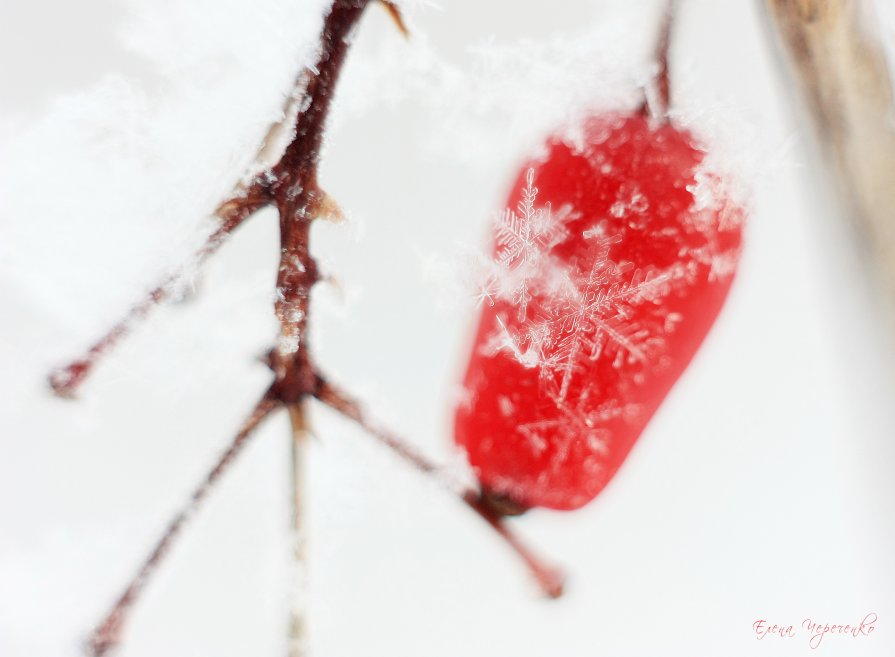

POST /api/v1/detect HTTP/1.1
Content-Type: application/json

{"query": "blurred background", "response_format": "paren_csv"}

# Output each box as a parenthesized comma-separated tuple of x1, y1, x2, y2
(2, 0, 895, 655)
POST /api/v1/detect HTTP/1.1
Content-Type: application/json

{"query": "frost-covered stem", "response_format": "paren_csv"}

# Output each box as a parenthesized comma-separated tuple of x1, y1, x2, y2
(764, 0, 895, 310)
(47, 1, 392, 399)
(48, 184, 271, 397)
(82, 3, 374, 655)
(267, 0, 371, 401)
(87, 391, 279, 657)
(287, 404, 310, 657)
(268, 5, 372, 656)
(313, 378, 566, 599)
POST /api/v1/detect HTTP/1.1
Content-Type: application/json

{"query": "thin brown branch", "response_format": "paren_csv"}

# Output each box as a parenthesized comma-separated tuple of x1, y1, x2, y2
(49, 176, 272, 398)
(313, 376, 565, 599)
(47, 4, 368, 399)
(81, 3, 386, 655)
(87, 390, 280, 657)
(267, 1, 372, 407)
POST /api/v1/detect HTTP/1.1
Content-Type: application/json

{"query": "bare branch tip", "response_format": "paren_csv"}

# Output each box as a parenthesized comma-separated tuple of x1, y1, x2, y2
(85, 615, 120, 657)
(48, 363, 88, 399)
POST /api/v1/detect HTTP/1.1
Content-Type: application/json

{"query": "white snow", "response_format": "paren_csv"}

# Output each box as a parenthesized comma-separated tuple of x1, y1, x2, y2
(2, 1, 895, 657)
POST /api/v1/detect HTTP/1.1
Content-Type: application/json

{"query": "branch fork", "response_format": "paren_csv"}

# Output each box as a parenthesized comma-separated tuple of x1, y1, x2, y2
(51, 2, 565, 655)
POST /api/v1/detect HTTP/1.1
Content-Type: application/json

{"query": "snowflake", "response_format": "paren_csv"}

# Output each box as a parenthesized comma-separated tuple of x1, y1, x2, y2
(486, 168, 573, 320)
(516, 390, 643, 467)
(533, 231, 678, 401)
(481, 170, 684, 403)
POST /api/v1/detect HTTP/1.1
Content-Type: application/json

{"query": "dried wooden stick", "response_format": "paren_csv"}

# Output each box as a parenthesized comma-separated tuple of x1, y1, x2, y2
(764, 0, 895, 306)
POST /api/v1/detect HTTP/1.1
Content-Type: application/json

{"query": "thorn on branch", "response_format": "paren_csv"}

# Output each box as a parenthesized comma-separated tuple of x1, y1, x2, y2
(315, 190, 346, 223)
(380, 1, 410, 38)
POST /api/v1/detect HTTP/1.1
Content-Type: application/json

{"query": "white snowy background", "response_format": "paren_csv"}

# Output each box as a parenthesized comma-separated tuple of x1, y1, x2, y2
(2, 0, 895, 656)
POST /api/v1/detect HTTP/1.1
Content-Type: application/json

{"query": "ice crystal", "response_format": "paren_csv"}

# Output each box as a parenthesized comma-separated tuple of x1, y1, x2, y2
(534, 241, 676, 402)
(516, 399, 609, 461)
(486, 169, 573, 320)
(483, 169, 682, 403)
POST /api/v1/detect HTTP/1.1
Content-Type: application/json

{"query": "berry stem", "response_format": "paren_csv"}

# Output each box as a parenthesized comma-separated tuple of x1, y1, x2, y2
(313, 377, 566, 599)
(639, 0, 677, 121)
(654, 0, 675, 116)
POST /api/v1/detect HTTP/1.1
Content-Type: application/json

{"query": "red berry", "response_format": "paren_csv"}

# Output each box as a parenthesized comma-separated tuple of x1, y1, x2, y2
(454, 112, 744, 511)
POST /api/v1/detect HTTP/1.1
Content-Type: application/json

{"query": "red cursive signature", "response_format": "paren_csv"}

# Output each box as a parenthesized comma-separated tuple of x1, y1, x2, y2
(752, 613, 877, 649)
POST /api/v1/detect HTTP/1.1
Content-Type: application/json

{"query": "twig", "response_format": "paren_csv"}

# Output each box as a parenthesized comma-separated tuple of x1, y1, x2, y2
(48, 185, 271, 398)
(48, 50, 331, 399)
(313, 377, 565, 599)
(78, 3, 378, 648)
(87, 390, 279, 657)
(47, 2, 395, 399)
